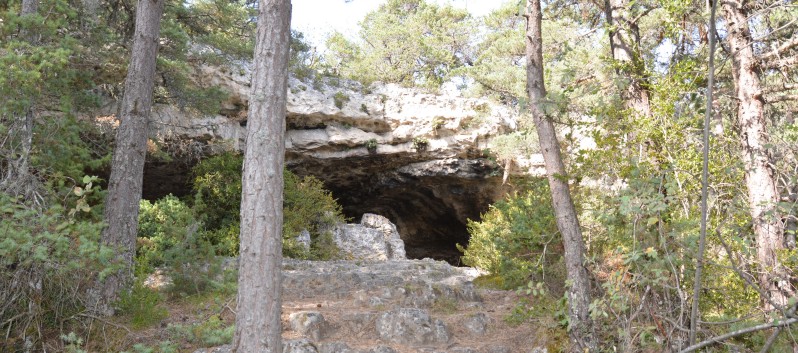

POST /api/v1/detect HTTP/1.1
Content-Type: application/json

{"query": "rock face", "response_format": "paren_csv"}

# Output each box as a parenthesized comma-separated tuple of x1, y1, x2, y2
(376, 308, 450, 346)
(333, 213, 406, 261)
(193, 258, 547, 353)
(103, 63, 528, 261)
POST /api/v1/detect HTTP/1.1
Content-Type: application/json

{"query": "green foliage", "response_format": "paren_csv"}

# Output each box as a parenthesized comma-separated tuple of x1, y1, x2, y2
(283, 169, 346, 259)
(488, 131, 540, 162)
(0, 182, 115, 350)
(325, 0, 475, 90)
(138, 195, 197, 265)
(412, 137, 429, 151)
(116, 279, 168, 329)
(459, 2, 526, 103)
(167, 316, 234, 347)
(333, 91, 350, 109)
(189, 152, 345, 259)
(290, 30, 323, 82)
(365, 138, 378, 152)
(137, 195, 223, 296)
(461, 178, 565, 291)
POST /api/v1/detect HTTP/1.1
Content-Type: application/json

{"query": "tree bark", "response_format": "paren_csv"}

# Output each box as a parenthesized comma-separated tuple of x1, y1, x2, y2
(603, 0, 651, 118)
(0, 0, 39, 203)
(722, 0, 790, 311)
(525, 0, 596, 351)
(232, 0, 291, 352)
(93, 0, 165, 314)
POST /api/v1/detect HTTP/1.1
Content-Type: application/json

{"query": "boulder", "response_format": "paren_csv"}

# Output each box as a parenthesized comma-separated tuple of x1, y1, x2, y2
(333, 214, 406, 261)
(461, 313, 489, 336)
(288, 311, 329, 341)
(375, 308, 449, 346)
(318, 342, 358, 353)
(283, 338, 318, 353)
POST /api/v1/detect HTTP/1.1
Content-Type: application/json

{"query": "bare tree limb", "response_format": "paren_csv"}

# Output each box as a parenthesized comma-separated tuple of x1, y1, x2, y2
(762, 55, 798, 69)
(679, 317, 798, 353)
(765, 94, 798, 103)
(759, 326, 784, 353)
(760, 36, 798, 62)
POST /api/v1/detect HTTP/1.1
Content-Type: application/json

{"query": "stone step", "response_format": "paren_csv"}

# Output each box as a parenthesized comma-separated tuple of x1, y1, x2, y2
(195, 259, 547, 353)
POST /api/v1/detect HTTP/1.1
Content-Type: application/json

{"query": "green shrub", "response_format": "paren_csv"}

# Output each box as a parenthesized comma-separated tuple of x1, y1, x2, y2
(137, 195, 222, 296)
(283, 169, 346, 259)
(0, 188, 115, 351)
(412, 137, 429, 151)
(333, 91, 350, 109)
(365, 138, 378, 152)
(190, 152, 346, 259)
(116, 279, 168, 329)
(167, 316, 234, 347)
(138, 195, 197, 266)
(459, 178, 565, 291)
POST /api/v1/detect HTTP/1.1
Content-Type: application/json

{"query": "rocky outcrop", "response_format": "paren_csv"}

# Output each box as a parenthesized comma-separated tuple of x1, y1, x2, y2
(193, 258, 547, 353)
(333, 213, 406, 261)
(98, 63, 529, 261)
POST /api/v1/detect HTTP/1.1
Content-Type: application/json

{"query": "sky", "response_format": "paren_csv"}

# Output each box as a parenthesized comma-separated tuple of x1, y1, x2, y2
(290, 0, 504, 50)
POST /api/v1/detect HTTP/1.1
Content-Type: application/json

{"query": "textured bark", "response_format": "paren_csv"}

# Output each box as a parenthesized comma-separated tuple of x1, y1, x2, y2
(94, 0, 165, 314)
(232, 0, 291, 352)
(722, 0, 789, 311)
(0, 0, 39, 203)
(525, 1, 596, 351)
(604, 0, 651, 118)
(21, 0, 38, 17)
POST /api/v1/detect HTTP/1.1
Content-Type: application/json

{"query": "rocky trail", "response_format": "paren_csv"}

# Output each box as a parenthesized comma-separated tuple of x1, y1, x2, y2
(194, 259, 548, 353)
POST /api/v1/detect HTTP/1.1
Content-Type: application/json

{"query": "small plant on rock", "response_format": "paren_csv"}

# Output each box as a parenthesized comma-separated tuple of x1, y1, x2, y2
(432, 116, 446, 131)
(412, 137, 429, 151)
(365, 138, 378, 153)
(333, 91, 350, 109)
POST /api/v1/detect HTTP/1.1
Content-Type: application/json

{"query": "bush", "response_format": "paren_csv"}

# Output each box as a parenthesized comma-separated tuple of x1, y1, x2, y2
(190, 152, 346, 259)
(137, 195, 223, 296)
(0, 189, 115, 351)
(459, 178, 565, 291)
(138, 195, 197, 266)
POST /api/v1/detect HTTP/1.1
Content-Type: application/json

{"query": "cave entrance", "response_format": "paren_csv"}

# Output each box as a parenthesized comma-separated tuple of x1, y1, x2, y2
(292, 156, 509, 265)
(139, 153, 508, 265)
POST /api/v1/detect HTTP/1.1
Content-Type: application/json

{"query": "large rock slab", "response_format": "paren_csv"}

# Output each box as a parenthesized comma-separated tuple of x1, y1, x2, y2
(375, 308, 449, 346)
(333, 213, 406, 261)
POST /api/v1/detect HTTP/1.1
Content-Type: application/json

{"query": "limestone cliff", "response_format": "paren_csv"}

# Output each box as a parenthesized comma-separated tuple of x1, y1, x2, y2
(100, 64, 530, 262)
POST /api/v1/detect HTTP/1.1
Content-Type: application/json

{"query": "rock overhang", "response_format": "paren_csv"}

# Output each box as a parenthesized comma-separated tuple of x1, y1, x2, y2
(97, 65, 529, 263)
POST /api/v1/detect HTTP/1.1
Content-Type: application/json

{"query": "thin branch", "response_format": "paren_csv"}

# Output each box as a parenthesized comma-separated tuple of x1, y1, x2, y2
(759, 326, 784, 353)
(765, 94, 798, 103)
(75, 313, 132, 334)
(690, 0, 717, 345)
(762, 55, 798, 69)
(760, 35, 798, 62)
(679, 317, 798, 353)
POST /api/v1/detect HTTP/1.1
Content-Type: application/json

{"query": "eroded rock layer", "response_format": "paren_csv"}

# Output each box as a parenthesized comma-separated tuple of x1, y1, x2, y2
(99, 65, 523, 261)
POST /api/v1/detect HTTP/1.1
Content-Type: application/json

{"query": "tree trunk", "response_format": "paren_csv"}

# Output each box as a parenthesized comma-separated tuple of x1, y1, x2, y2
(93, 0, 165, 314)
(0, 0, 39, 203)
(722, 0, 789, 311)
(525, 0, 596, 351)
(603, 0, 651, 118)
(232, 0, 291, 352)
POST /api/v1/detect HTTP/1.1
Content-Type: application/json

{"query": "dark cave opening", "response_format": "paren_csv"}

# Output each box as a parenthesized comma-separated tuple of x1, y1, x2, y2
(139, 154, 507, 264)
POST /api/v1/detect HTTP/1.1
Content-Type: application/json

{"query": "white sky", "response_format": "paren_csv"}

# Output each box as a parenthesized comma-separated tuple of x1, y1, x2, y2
(290, 0, 504, 50)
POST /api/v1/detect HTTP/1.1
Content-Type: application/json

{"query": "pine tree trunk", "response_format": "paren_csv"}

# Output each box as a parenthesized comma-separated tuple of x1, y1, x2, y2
(93, 0, 165, 314)
(0, 0, 39, 203)
(525, 0, 596, 351)
(722, 0, 789, 311)
(604, 0, 651, 117)
(232, 0, 291, 351)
